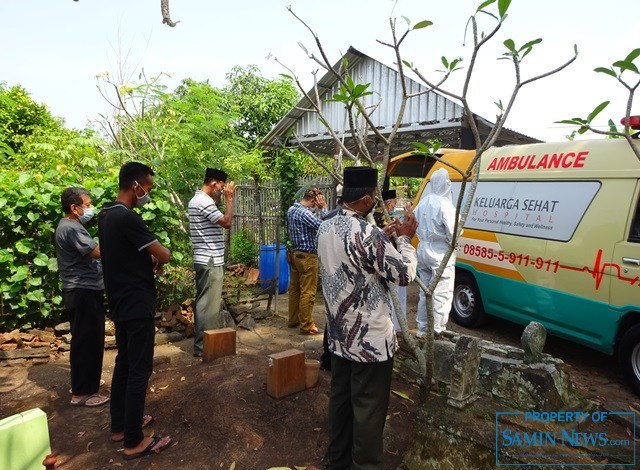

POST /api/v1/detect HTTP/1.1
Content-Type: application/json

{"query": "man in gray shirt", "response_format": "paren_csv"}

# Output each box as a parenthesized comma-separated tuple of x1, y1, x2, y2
(55, 187, 109, 407)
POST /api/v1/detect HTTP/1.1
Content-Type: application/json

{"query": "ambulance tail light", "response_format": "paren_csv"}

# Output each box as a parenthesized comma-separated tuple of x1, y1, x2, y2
(620, 115, 640, 130)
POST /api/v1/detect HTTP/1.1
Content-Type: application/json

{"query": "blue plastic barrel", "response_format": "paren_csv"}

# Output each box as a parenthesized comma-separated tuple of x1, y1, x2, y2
(259, 244, 290, 294)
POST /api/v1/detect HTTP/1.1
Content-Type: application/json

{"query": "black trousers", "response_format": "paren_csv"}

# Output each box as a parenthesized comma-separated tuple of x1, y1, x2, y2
(62, 288, 106, 396)
(327, 355, 395, 470)
(110, 317, 155, 448)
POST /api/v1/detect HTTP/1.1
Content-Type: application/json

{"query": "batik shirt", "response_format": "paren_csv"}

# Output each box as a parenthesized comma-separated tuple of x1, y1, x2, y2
(317, 208, 417, 362)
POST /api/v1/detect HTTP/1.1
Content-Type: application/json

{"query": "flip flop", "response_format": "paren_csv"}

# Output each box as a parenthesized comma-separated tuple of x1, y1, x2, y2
(69, 379, 106, 394)
(122, 435, 171, 460)
(70, 393, 110, 407)
(301, 325, 319, 335)
(111, 415, 155, 442)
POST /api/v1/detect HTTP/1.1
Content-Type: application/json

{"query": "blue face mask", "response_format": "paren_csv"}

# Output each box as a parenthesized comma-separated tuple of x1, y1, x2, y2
(78, 206, 95, 224)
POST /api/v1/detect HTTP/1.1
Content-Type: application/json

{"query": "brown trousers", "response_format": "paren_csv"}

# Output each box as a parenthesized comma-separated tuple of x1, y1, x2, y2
(288, 251, 318, 332)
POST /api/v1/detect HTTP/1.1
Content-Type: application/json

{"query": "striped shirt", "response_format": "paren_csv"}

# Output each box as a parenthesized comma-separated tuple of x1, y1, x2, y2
(287, 202, 324, 253)
(188, 190, 225, 266)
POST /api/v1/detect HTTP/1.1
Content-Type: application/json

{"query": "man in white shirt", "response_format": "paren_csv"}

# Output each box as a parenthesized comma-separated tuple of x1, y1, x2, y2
(188, 168, 236, 357)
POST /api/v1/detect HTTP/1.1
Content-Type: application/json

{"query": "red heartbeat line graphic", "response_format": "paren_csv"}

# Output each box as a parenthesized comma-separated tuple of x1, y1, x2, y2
(559, 249, 640, 290)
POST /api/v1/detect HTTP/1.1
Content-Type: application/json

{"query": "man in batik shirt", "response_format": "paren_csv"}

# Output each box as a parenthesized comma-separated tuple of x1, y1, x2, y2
(317, 166, 418, 469)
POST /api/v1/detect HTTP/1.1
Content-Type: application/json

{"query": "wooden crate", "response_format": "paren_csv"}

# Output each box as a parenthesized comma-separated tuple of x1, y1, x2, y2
(266, 349, 306, 399)
(202, 328, 236, 362)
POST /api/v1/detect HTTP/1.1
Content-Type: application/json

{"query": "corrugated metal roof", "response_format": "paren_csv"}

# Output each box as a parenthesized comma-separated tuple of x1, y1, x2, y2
(260, 46, 539, 153)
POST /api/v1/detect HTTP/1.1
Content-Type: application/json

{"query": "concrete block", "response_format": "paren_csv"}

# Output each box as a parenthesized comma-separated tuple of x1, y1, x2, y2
(266, 349, 305, 399)
(0, 408, 51, 470)
(203, 328, 236, 362)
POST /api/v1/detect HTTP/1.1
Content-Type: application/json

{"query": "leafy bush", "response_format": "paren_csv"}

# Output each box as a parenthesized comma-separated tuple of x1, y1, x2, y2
(229, 230, 259, 266)
(0, 167, 192, 330)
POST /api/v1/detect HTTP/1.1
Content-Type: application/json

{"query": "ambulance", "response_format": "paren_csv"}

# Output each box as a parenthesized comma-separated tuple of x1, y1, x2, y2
(389, 137, 640, 394)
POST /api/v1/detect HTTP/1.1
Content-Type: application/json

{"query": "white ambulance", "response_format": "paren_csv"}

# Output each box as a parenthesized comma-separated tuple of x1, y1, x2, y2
(390, 137, 640, 393)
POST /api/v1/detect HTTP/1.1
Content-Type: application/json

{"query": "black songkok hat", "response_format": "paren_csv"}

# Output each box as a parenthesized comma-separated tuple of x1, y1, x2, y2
(343, 166, 378, 189)
(382, 189, 397, 201)
(205, 168, 228, 182)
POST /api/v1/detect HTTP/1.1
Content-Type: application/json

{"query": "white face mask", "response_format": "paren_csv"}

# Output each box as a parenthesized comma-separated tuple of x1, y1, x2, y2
(78, 206, 95, 224)
(134, 180, 151, 208)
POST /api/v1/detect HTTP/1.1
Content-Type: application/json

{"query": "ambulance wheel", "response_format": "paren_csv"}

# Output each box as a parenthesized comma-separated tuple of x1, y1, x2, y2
(451, 271, 485, 328)
(619, 324, 640, 395)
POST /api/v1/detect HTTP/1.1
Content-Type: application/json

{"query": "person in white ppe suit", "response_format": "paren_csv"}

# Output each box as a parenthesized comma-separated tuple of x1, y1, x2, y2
(415, 168, 457, 336)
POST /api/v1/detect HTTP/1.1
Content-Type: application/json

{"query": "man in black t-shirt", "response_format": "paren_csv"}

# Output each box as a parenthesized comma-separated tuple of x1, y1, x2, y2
(98, 162, 172, 460)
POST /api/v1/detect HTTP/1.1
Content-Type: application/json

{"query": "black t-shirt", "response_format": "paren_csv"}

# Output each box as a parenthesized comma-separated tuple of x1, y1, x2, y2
(98, 202, 157, 322)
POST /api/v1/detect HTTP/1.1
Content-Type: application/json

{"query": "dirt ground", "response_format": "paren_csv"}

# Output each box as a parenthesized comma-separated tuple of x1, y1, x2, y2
(0, 293, 420, 470)
(1, 284, 638, 470)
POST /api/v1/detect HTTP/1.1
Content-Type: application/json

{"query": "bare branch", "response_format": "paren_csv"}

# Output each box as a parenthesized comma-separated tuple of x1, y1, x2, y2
(293, 133, 343, 184)
(161, 0, 180, 27)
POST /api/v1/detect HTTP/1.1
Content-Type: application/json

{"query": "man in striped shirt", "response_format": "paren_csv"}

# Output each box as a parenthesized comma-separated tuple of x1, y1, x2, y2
(188, 168, 235, 357)
(286, 187, 326, 335)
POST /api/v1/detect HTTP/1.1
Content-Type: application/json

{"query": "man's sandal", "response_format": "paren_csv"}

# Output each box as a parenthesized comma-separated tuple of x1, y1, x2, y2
(69, 393, 109, 407)
(122, 435, 171, 460)
(111, 415, 155, 442)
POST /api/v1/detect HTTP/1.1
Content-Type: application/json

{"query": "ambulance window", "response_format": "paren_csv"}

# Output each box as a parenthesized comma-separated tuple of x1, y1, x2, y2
(630, 194, 640, 243)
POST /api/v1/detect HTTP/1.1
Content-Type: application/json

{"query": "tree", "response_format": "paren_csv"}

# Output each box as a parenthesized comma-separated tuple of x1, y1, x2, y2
(557, 49, 640, 160)
(0, 85, 60, 158)
(279, 0, 576, 391)
(223, 65, 300, 147)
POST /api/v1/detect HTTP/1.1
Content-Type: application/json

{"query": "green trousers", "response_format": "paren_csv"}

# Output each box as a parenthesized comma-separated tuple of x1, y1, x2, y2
(194, 262, 224, 354)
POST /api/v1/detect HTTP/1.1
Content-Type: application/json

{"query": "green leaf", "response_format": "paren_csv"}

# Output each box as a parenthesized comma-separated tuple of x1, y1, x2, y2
(555, 119, 587, 125)
(29, 276, 42, 286)
(0, 197, 7, 209)
(411, 141, 430, 154)
(518, 38, 542, 52)
(401, 16, 411, 26)
(587, 101, 610, 123)
(33, 253, 49, 266)
(594, 67, 617, 78)
(441, 56, 449, 69)
(47, 257, 58, 272)
(26, 212, 37, 222)
(18, 173, 31, 185)
(624, 48, 640, 63)
(402, 60, 414, 68)
(346, 75, 355, 91)
(173, 252, 184, 262)
(297, 42, 308, 55)
(497, 0, 511, 17)
(15, 239, 34, 254)
(155, 200, 171, 212)
(391, 389, 415, 403)
(477, 0, 496, 12)
(612, 60, 639, 74)
(413, 20, 433, 30)
(0, 249, 13, 263)
(10, 265, 28, 282)
(503, 39, 516, 54)
(20, 187, 36, 198)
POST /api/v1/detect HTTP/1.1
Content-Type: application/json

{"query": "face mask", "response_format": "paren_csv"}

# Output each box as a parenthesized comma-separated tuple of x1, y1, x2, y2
(135, 180, 151, 208)
(78, 206, 95, 224)
(362, 195, 376, 218)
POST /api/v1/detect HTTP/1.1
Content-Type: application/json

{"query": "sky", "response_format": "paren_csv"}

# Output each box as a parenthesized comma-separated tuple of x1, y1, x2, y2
(1, 0, 639, 143)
